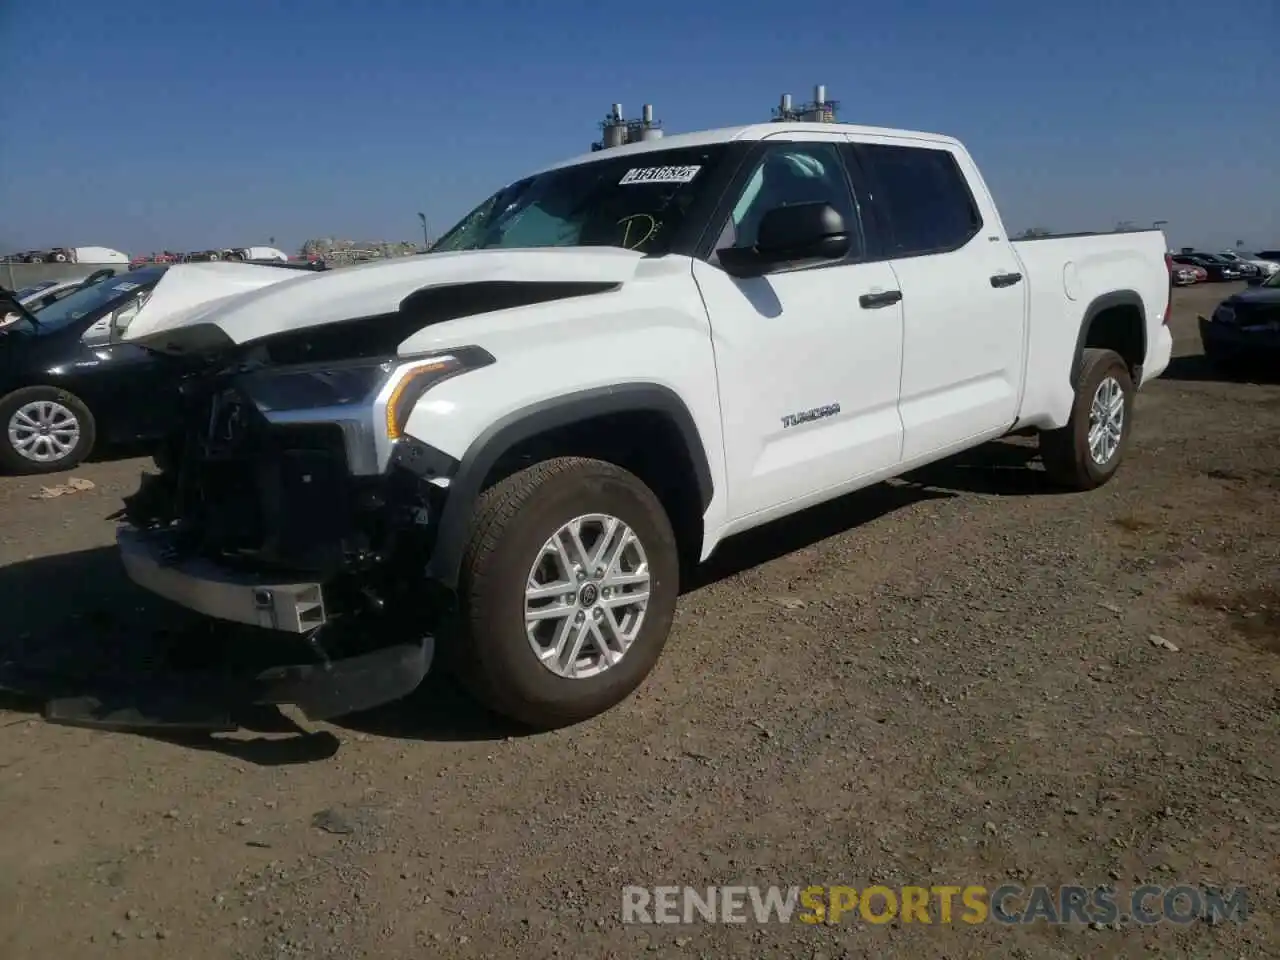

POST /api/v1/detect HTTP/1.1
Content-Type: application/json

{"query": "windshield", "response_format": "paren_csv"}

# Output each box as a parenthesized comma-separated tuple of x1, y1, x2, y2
(431, 145, 730, 256)
(11, 267, 166, 336)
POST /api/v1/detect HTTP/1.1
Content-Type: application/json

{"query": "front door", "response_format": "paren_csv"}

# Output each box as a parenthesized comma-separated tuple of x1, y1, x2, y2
(692, 135, 905, 524)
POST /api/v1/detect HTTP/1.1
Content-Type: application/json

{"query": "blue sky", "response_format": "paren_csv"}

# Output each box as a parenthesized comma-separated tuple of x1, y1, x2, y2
(2, 0, 1276, 255)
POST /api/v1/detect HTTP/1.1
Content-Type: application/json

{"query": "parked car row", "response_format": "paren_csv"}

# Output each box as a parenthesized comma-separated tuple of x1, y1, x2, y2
(2, 246, 299, 268)
(130, 246, 294, 267)
(1170, 250, 1280, 284)
(1, 246, 130, 265)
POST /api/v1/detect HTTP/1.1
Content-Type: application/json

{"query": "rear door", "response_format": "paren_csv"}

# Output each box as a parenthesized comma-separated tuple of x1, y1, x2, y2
(692, 131, 905, 523)
(851, 139, 1028, 462)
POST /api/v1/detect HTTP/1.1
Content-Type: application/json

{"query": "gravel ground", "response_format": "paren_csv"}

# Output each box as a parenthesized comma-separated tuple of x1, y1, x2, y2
(1, 283, 1277, 959)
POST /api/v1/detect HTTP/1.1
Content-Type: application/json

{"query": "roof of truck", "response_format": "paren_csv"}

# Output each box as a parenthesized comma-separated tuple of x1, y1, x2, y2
(539, 122, 961, 173)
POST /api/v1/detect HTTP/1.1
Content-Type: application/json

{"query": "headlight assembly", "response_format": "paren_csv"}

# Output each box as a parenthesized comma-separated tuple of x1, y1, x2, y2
(1212, 305, 1236, 325)
(381, 346, 496, 440)
(238, 358, 393, 412)
(224, 346, 495, 476)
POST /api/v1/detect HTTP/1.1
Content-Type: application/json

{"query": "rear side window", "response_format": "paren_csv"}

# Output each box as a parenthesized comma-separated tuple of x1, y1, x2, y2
(857, 144, 982, 257)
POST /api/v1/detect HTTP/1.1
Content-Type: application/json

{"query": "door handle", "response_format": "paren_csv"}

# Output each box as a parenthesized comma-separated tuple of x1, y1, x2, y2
(858, 290, 903, 309)
(990, 272, 1023, 288)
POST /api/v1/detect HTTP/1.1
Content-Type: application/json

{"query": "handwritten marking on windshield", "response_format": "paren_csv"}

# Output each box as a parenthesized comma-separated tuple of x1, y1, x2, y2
(617, 214, 659, 251)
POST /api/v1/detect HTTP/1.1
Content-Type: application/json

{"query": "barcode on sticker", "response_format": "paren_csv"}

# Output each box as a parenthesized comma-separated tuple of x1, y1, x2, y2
(619, 165, 701, 185)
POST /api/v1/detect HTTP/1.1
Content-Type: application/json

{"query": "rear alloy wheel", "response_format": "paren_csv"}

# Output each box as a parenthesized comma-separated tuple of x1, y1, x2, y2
(0, 386, 96, 474)
(452, 457, 679, 729)
(1040, 348, 1133, 490)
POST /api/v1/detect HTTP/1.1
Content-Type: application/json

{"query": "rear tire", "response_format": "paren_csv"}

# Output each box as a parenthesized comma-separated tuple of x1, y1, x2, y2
(449, 457, 680, 730)
(0, 386, 96, 475)
(1040, 348, 1134, 491)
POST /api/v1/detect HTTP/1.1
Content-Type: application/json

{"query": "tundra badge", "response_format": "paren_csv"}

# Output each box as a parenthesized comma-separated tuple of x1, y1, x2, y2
(781, 403, 841, 429)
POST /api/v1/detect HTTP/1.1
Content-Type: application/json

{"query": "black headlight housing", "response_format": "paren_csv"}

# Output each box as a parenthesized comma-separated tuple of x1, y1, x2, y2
(236, 358, 393, 412)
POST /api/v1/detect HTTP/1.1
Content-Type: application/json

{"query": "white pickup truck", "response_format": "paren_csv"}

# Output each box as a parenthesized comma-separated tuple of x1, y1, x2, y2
(114, 121, 1174, 729)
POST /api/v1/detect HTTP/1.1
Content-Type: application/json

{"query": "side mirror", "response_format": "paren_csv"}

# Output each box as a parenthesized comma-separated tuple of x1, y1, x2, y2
(111, 301, 142, 332)
(716, 201, 851, 278)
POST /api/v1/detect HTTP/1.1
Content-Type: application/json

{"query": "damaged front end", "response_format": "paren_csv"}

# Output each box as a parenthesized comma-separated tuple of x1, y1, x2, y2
(107, 322, 493, 721)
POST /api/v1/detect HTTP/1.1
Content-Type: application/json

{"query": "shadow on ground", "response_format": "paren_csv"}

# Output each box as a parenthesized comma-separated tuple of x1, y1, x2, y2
(0, 438, 1063, 754)
(87, 439, 161, 466)
(0, 440, 158, 480)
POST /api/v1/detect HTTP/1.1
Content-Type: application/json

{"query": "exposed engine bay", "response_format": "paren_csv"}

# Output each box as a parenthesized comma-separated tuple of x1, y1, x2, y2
(112, 314, 463, 627)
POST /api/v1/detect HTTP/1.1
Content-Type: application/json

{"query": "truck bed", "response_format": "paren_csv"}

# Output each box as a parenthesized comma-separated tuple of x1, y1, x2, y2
(1013, 228, 1165, 242)
(1011, 227, 1172, 430)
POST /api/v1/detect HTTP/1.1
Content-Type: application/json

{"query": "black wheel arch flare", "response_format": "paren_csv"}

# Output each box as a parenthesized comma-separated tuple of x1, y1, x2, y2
(407, 383, 714, 589)
(1070, 289, 1147, 384)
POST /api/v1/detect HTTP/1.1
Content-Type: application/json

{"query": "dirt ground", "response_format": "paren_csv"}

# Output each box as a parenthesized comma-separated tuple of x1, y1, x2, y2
(1, 282, 1277, 959)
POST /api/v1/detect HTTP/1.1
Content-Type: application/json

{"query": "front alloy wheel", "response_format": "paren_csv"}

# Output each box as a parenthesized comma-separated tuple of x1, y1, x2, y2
(524, 513, 652, 679)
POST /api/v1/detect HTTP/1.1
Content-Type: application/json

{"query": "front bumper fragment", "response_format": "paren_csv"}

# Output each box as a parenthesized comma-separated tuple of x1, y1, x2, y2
(0, 528, 439, 730)
(31, 637, 432, 728)
(118, 526, 327, 633)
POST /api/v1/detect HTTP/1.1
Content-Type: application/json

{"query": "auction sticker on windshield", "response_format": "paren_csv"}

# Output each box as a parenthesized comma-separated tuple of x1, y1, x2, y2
(112, 282, 141, 292)
(619, 165, 701, 185)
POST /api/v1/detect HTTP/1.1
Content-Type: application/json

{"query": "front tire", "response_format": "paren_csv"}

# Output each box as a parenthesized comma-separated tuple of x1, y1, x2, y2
(0, 386, 97, 474)
(1040, 348, 1134, 490)
(450, 457, 680, 730)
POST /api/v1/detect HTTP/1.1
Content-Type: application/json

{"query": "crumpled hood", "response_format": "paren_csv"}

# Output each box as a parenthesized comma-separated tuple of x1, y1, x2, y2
(125, 261, 315, 339)
(124, 246, 646, 352)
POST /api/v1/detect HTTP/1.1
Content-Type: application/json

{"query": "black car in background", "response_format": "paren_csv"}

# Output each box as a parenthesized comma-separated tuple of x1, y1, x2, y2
(1199, 269, 1280, 374)
(1172, 253, 1245, 282)
(0, 267, 187, 474)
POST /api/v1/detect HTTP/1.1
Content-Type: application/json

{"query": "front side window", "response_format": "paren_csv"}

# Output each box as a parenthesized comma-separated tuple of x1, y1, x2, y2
(857, 143, 982, 257)
(431, 145, 730, 257)
(716, 142, 863, 257)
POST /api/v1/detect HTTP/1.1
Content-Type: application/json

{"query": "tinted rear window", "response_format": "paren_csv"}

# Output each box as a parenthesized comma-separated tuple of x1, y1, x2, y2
(857, 144, 982, 257)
